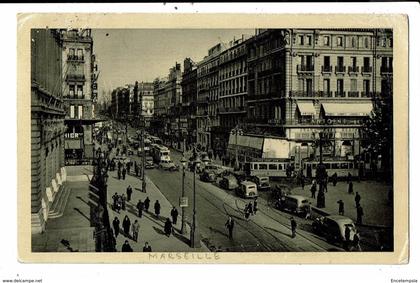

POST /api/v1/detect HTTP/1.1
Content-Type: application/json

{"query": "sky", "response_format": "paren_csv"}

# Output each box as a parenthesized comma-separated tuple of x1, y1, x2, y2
(91, 29, 254, 102)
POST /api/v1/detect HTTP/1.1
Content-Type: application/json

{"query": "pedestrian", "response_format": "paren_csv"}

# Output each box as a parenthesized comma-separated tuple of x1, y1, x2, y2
(356, 205, 364, 225)
(355, 192, 361, 207)
(126, 185, 133, 202)
(225, 216, 235, 239)
(122, 166, 127, 180)
(144, 197, 150, 212)
(253, 198, 258, 215)
(127, 162, 131, 174)
(344, 225, 351, 251)
(112, 216, 120, 238)
(300, 174, 305, 190)
(122, 215, 131, 237)
(347, 172, 352, 183)
(305, 202, 312, 220)
(121, 240, 133, 252)
(164, 218, 173, 237)
(118, 167, 122, 180)
(348, 181, 354, 194)
(170, 206, 179, 225)
(244, 204, 251, 221)
(337, 200, 345, 215)
(116, 195, 122, 213)
(353, 232, 362, 251)
(332, 172, 338, 186)
(143, 242, 152, 252)
(154, 200, 161, 218)
(310, 180, 317, 198)
(121, 194, 126, 210)
(136, 199, 144, 218)
(290, 217, 297, 238)
(131, 219, 140, 242)
(112, 192, 118, 211)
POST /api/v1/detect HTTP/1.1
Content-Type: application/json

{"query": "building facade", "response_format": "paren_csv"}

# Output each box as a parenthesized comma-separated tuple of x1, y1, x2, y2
(138, 82, 155, 127)
(61, 29, 98, 165)
(31, 29, 67, 233)
(217, 36, 250, 157)
(245, 29, 393, 166)
(196, 44, 224, 151)
(181, 58, 198, 148)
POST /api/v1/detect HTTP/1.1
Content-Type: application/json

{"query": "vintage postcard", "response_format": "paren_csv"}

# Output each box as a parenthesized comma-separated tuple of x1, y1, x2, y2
(17, 13, 408, 264)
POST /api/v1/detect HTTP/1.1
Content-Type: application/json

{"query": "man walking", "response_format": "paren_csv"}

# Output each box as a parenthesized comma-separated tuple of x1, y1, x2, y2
(290, 217, 297, 238)
(136, 199, 144, 218)
(253, 199, 258, 215)
(112, 216, 120, 238)
(310, 181, 317, 199)
(337, 200, 345, 215)
(121, 194, 127, 211)
(356, 205, 364, 225)
(164, 218, 173, 237)
(144, 197, 150, 212)
(355, 192, 361, 208)
(154, 200, 161, 218)
(131, 219, 140, 242)
(170, 206, 179, 225)
(348, 181, 354, 194)
(126, 185, 133, 202)
(117, 166, 122, 180)
(225, 216, 235, 240)
(122, 166, 127, 180)
(344, 225, 351, 251)
(121, 240, 133, 252)
(143, 242, 152, 252)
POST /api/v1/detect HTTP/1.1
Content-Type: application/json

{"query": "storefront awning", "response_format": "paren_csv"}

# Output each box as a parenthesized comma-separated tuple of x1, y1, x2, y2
(65, 139, 82, 149)
(322, 102, 373, 117)
(296, 101, 316, 116)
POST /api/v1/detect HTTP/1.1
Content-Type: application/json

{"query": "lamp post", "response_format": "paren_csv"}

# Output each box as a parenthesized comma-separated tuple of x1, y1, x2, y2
(180, 156, 187, 234)
(190, 154, 201, 248)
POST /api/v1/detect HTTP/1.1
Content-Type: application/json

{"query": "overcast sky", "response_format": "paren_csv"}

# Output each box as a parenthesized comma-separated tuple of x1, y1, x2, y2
(91, 29, 254, 101)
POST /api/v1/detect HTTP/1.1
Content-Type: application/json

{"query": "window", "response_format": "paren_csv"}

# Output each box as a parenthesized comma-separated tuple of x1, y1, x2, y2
(306, 35, 312, 45)
(337, 36, 343, 47)
(363, 80, 370, 95)
(364, 37, 369, 48)
(350, 79, 357, 92)
(382, 38, 386, 47)
(363, 57, 370, 68)
(323, 79, 330, 93)
(299, 35, 304, 45)
(337, 79, 344, 94)
(324, 36, 330, 46)
(259, 164, 268, 170)
(77, 85, 83, 98)
(77, 49, 83, 59)
(269, 164, 278, 170)
(69, 48, 75, 57)
(306, 79, 313, 94)
(70, 105, 75, 118)
(351, 37, 356, 48)
(69, 85, 75, 97)
(351, 57, 357, 68)
(324, 56, 330, 67)
(78, 105, 83, 118)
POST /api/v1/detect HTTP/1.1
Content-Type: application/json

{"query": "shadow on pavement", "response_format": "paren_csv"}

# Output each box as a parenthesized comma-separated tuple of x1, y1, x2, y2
(153, 226, 166, 236)
(208, 226, 229, 238)
(73, 207, 90, 222)
(264, 226, 293, 238)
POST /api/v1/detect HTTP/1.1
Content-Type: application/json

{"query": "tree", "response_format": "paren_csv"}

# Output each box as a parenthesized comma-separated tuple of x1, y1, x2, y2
(362, 94, 393, 181)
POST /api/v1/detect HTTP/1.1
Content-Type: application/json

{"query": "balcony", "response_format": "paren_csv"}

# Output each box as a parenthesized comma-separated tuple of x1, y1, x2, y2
(335, 66, 346, 74)
(67, 55, 85, 62)
(361, 91, 373, 97)
(348, 66, 359, 74)
(380, 66, 393, 75)
(63, 95, 86, 100)
(361, 66, 372, 74)
(297, 64, 314, 74)
(66, 74, 86, 82)
(334, 91, 346, 98)
(289, 91, 316, 98)
(319, 91, 333, 97)
(321, 65, 332, 73)
(347, 91, 360, 98)
(218, 106, 246, 115)
(247, 91, 285, 101)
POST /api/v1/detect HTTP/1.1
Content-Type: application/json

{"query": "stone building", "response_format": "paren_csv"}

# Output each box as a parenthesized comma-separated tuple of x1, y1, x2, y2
(61, 29, 99, 164)
(31, 29, 67, 234)
(245, 29, 393, 165)
(181, 58, 198, 148)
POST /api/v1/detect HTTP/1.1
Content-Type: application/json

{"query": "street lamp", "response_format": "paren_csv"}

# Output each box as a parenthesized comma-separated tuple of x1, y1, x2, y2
(180, 155, 187, 234)
(190, 155, 201, 248)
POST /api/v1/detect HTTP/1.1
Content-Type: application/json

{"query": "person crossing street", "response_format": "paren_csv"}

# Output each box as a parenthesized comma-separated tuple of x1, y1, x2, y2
(170, 206, 179, 225)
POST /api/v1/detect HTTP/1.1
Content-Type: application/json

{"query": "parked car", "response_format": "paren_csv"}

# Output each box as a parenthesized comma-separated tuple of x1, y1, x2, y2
(200, 171, 216, 182)
(219, 175, 239, 190)
(312, 215, 357, 243)
(250, 176, 271, 190)
(159, 159, 176, 171)
(276, 194, 310, 216)
(235, 181, 258, 198)
(145, 156, 155, 169)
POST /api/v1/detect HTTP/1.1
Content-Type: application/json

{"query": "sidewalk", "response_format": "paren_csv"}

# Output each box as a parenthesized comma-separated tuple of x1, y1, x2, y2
(106, 164, 209, 252)
(289, 180, 392, 228)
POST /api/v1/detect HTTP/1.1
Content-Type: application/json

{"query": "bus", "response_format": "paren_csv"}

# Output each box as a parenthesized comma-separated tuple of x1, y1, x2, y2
(151, 144, 171, 163)
(302, 159, 362, 178)
(244, 159, 292, 178)
(149, 136, 163, 145)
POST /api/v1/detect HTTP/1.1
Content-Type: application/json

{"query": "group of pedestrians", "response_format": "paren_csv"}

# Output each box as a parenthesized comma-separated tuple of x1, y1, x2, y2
(243, 199, 258, 221)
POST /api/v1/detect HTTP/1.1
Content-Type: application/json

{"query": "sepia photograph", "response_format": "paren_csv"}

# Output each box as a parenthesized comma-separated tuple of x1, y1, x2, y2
(17, 13, 408, 264)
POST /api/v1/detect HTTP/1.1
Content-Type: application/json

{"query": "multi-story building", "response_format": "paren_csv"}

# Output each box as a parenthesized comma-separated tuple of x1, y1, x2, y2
(137, 82, 155, 127)
(217, 36, 250, 157)
(196, 43, 224, 151)
(31, 29, 67, 233)
(245, 29, 393, 166)
(181, 58, 198, 148)
(61, 29, 98, 164)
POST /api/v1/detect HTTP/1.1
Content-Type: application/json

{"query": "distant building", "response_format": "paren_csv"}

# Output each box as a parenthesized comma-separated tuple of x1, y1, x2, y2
(61, 29, 99, 164)
(181, 58, 198, 148)
(31, 29, 66, 233)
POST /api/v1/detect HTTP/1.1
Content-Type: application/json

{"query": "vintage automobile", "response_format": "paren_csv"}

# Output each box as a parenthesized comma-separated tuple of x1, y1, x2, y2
(219, 175, 239, 190)
(250, 175, 271, 190)
(145, 156, 155, 169)
(312, 215, 357, 243)
(200, 171, 216, 182)
(159, 159, 177, 171)
(235, 181, 258, 198)
(276, 194, 310, 216)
